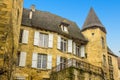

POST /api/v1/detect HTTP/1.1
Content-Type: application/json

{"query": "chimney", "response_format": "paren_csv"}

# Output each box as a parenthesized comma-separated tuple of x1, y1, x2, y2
(29, 5, 35, 19)
(30, 4, 35, 12)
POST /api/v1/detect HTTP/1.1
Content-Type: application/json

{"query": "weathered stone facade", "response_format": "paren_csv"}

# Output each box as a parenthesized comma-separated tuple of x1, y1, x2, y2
(0, 0, 23, 79)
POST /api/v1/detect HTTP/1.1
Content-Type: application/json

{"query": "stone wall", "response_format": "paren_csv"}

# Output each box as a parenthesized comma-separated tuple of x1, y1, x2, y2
(81, 28, 109, 79)
(0, 0, 23, 79)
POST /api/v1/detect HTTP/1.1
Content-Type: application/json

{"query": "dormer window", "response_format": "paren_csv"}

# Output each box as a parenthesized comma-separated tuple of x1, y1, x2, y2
(61, 25, 68, 32)
(60, 20, 69, 33)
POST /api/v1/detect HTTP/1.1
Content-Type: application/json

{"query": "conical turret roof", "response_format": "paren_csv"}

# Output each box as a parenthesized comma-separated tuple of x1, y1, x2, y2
(81, 8, 106, 33)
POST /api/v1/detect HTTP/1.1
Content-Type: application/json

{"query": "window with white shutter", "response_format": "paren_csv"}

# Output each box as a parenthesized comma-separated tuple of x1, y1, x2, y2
(37, 54, 47, 69)
(32, 53, 48, 69)
(47, 54, 52, 69)
(61, 38, 67, 52)
(19, 29, 29, 44)
(39, 33, 48, 48)
(34, 31, 40, 46)
(68, 39, 72, 53)
(18, 52, 27, 67)
(60, 24, 68, 33)
(22, 30, 29, 44)
(73, 42, 76, 55)
(34, 32, 49, 48)
(57, 36, 61, 49)
(48, 34, 53, 48)
(57, 56, 60, 71)
(32, 53, 38, 68)
(80, 45, 85, 58)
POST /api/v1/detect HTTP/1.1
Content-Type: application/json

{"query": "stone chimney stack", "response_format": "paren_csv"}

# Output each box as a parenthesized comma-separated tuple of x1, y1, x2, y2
(29, 5, 35, 19)
(30, 4, 35, 12)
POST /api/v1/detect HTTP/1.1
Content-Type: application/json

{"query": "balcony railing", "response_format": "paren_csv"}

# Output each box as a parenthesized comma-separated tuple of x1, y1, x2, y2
(52, 58, 102, 75)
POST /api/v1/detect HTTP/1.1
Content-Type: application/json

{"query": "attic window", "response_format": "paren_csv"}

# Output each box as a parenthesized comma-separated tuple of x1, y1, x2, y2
(60, 21, 69, 33)
(61, 25, 68, 32)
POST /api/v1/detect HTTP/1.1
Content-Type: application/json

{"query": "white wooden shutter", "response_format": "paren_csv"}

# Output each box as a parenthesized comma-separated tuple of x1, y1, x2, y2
(68, 39, 72, 53)
(64, 26, 68, 32)
(32, 53, 38, 68)
(19, 52, 27, 66)
(57, 36, 61, 49)
(34, 31, 39, 46)
(81, 45, 85, 57)
(22, 30, 29, 43)
(48, 34, 53, 48)
(73, 42, 76, 55)
(47, 54, 52, 69)
(57, 56, 60, 71)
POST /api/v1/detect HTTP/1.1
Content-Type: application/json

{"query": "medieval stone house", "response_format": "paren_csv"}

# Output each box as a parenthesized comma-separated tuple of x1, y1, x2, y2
(0, 0, 119, 80)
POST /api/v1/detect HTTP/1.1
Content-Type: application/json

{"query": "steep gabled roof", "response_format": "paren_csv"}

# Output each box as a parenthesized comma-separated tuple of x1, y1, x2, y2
(81, 8, 106, 33)
(107, 47, 118, 57)
(21, 8, 87, 44)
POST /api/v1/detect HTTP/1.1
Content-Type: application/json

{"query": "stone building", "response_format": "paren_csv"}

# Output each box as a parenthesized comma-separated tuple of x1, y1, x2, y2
(0, 0, 119, 80)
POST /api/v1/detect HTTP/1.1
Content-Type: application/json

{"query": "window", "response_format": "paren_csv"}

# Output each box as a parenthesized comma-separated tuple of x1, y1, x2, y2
(109, 70, 114, 79)
(32, 53, 52, 69)
(15, 77, 25, 80)
(60, 25, 68, 32)
(108, 56, 112, 66)
(17, 52, 21, 66)
(34, 32, 53, 48)
(61, 38, 67, 52)
(37, 54, 47, 69)
(76, 45, 81, 57)
(17, 9, 19, 23)
(17, 52, 27, 66)
(60, 57, 67, 70)
(101, 37, 105, 48)
(39, 33, 48, 48)
(103, 55, 106, 66)
(19, 29, 23, 43)
(19, 29, 29, 44)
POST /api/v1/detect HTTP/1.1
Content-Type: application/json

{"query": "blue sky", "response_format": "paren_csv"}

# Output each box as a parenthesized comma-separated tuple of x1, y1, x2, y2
(23, 0, 120, 56)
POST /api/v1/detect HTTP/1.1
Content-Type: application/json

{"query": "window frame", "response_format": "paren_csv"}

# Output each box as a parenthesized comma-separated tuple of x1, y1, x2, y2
(37, 54, 47, 69)
(60, 38, 67, 52)
(76, 44, 81, 57)
(39, 33, 49, 48)
(60, 24, 68, 33)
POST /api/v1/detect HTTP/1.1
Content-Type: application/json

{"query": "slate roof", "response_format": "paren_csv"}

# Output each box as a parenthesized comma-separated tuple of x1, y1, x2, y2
(107, 47, 118, 57)
(81, 8, 106, 33)
(21, 8, 87, 44)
